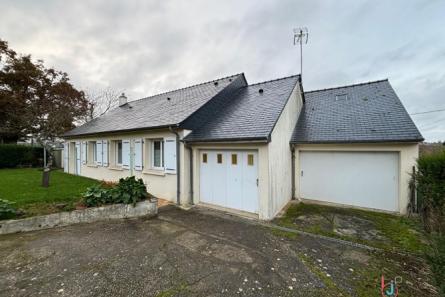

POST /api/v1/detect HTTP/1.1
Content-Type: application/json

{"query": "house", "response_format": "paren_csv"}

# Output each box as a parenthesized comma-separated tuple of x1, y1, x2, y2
(63, 73, 423, 220)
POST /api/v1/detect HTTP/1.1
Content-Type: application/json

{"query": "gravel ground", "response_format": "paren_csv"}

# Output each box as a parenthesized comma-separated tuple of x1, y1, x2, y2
(0, 205, 438, 296)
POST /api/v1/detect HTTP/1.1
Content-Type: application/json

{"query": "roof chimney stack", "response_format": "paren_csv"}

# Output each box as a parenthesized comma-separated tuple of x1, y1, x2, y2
(118, 93, 127, 106)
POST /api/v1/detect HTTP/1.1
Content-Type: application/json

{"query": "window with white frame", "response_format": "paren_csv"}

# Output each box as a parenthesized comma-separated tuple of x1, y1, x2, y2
(92, 142, 97, 163)
(115, 140, 123, 165)
(152, 140, 164, 169)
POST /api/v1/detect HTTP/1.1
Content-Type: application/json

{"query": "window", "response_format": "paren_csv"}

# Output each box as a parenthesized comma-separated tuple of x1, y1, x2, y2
(231, 154, 237, 165)
(202, 153, 207, 163)
(115, 140, 123, 165)
(217, 153, 223, 164)
(92, 142, 97, 162)
(152, 140, 164, 169)
(247, 154, 254, 166)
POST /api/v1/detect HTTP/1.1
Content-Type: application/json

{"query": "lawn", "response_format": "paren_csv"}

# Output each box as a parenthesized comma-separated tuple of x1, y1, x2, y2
(0, 168, 99, 217)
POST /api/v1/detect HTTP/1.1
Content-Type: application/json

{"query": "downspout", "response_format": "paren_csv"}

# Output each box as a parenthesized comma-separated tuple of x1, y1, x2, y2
(185, 143, 194, 205)
(169, 126, 181, 205)
(291, 145, 296, 200)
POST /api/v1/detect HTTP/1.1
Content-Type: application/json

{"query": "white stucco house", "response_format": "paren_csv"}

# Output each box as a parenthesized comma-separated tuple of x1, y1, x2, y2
(63, 73, 423, 220)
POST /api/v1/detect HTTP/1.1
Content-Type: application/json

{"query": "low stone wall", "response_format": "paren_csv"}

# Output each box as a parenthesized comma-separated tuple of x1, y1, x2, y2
(0, 200, 157, 235)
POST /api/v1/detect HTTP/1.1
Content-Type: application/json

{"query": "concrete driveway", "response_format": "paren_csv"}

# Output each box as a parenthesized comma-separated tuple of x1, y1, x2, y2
(0, 206, 434, 297)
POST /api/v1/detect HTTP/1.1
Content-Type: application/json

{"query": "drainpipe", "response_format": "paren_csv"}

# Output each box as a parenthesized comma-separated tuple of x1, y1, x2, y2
(169, 126, 181, 205)
(188, 144, 194, 205)
(291, 146, 296, 200)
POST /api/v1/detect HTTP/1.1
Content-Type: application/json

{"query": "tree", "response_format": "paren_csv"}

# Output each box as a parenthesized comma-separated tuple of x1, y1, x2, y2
(83, 87, 122, 122)
(0, 39, 89, 144)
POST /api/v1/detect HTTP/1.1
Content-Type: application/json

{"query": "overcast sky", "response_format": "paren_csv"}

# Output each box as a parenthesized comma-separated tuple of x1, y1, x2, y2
(1, 0, 444, 141)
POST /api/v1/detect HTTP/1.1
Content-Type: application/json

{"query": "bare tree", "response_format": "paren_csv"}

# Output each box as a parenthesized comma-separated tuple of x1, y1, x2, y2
(84, 87, 122, 122)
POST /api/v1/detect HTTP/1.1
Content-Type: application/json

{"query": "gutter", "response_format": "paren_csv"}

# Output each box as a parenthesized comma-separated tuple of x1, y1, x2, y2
(169, 126, 181, 205)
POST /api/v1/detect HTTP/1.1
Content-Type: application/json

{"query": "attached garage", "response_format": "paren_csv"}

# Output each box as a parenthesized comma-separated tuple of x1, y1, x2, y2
(299, 151, 399, 211)
(199, 150, 259, 214)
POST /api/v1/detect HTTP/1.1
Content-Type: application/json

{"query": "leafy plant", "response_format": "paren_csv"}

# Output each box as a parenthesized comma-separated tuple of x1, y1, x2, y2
(111, 176, 148, 206)
(0, 199, 18, 220)
(82, 177, 148, 207)
(82, 184, 111, 207)
(427, 235, 445, 296)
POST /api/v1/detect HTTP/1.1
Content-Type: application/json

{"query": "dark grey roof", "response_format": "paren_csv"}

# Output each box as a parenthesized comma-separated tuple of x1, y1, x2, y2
(291, 79, 424, 144)
(64, 74, 244, 137)
(184, 75, 301, 142)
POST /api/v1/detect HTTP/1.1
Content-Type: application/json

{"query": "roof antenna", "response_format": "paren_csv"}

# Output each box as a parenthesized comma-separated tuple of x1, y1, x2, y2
(293, 27, 309, 78)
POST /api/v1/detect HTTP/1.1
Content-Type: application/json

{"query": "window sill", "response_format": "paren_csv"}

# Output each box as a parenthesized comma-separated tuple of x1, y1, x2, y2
(109, 166, 124, 171)
(142, 169, 165, 176)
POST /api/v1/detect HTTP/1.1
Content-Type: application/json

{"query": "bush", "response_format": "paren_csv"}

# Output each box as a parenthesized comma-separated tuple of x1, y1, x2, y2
(0, 144, 44, 168)
(427, 236, 445, 296)
(414, 151, 445, 234)
(82, 177, 148, 207)
(82, 184, 112, 207)
(0, 199, 18, 220)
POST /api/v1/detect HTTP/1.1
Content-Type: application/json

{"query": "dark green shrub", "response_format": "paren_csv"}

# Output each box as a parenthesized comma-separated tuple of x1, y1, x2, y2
(111, 176, 148, 206)
(415, 151, 445, 234)
(82, 177, 147, 207)
(0, 199, 18, 220)
(427, 236, 445, 296)
(82, 184, 111, 207)
(0, 144, 44, 168)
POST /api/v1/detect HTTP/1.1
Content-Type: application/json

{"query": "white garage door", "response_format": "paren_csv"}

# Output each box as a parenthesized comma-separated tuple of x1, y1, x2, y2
(300, 151, 399, 212)
(200, 150, 258, 214)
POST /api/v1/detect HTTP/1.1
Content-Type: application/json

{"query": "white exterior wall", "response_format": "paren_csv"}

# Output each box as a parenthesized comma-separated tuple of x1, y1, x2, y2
(190, 143, 270, 220)
(65, 128, 190, 203)
(293, 143, 419, 214)
(267, 82, 304, 218)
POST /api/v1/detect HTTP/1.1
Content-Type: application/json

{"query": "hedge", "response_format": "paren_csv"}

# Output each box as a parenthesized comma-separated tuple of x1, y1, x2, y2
(0, 144, 44, 168)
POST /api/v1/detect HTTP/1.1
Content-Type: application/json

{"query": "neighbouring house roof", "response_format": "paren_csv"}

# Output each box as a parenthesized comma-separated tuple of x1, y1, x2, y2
(183, 75, 301, 143)
(64, 74, 245, 137)
(290, 79, 424, 144)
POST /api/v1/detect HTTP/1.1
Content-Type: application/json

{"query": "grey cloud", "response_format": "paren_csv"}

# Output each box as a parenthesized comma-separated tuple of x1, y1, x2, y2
(1, 0, 444, 141)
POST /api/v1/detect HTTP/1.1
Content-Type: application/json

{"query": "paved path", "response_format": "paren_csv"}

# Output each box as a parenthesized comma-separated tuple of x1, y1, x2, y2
(0, 206, 401, 296)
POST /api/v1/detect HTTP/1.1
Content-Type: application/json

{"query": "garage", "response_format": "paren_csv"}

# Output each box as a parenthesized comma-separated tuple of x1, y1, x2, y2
(299, 151, 399, 212)
(200, 150, 258, 214)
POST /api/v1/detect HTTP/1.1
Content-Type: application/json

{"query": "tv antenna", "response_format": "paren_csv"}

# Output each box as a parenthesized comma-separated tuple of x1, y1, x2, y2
(293, 27, 309, 77)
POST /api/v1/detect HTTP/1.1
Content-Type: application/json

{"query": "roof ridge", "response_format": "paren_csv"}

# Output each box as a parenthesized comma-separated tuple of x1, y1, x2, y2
(128, 73, 244, 104)
(248, 74, 300, 87)
(305, 79, 389, 94)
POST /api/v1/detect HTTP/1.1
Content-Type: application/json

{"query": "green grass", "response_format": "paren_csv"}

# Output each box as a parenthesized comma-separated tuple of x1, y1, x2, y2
(0, 168, 99, 217)
(276, 203, 428, 254)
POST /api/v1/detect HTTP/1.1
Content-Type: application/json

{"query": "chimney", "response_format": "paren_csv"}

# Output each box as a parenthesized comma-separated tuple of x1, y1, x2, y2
(118, 93, 127, 106)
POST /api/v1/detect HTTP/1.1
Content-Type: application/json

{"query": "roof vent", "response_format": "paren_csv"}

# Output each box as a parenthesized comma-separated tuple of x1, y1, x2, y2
(214, 81, 218, 86)
(259, 88, 264, 94)
(118, 93, 127, 106)
(229, 78, 232, 82)
(167, 97, 171, 101)
(335, 94, 348, 101)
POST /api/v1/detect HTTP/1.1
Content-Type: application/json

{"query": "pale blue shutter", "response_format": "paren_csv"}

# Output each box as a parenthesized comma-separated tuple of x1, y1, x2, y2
(134, 139, 143, 171)
(63, 142, 69, 172)
(81, 141, 87, 164)
(164, 137, 176, 173)
(122, 139, 130, 169)
(96, 140, 103, 166)
(102, 140, 109, 167)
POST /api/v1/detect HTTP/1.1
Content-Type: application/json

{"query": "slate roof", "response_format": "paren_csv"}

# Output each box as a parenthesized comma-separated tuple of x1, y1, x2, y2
(291, 79, 424, 144)
(183, 75, 301, 142)
(64, 74, 244, 137)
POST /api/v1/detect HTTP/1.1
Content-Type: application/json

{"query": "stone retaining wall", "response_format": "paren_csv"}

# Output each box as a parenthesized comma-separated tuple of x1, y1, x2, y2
(0, 200, 157, 235)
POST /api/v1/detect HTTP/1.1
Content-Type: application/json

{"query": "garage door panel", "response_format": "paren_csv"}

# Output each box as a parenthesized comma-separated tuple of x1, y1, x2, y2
(200, 150, 258, 214)
(300, 151, 398, 211)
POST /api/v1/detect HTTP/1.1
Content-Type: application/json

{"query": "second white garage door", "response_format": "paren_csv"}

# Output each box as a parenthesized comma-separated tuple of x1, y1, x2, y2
(200, 150, 258, 214)
(300, 151, 399, 212)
